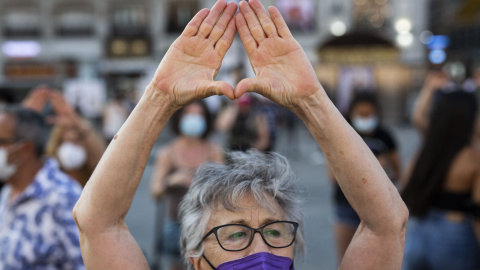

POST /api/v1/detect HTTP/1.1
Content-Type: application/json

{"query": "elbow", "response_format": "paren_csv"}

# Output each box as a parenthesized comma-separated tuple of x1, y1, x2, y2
(388, 199, 409, 239)
(72, 202, 84, 233)
(72, 199, 95, 235)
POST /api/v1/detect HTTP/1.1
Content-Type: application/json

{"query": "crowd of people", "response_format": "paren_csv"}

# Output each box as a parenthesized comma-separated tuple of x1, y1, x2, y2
(0, 0, 479, 269)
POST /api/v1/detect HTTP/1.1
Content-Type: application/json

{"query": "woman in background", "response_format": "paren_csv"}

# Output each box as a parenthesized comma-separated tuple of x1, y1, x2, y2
(22, 88, 106, 187)
(402, 91, 480, 270)
(150, 100, 223, 270)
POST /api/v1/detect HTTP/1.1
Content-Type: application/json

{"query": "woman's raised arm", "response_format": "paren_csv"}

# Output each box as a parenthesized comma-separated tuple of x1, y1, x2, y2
(235, 1, 408, 269)
(72, 1, 238, 269)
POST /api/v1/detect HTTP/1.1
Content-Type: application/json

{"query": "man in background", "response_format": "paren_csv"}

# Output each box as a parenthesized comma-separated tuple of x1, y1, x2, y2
(0, 105, 84, 269)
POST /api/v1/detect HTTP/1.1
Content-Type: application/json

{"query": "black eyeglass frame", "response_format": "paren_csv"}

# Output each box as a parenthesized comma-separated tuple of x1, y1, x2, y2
(201, 221, 299, 252)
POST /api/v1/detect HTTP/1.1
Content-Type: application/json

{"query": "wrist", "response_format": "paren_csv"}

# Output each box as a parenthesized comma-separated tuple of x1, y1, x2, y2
(144, 84, 178, 115)
(293, 88, 329, 120)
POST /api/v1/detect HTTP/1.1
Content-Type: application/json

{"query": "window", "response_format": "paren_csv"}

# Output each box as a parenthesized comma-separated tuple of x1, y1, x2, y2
(2, 5, 41, 37)
(275, 0, 316, 33)
(54, 4, 94, 36)
(110, 3, 148, 36)
(166, 1, 199, 33)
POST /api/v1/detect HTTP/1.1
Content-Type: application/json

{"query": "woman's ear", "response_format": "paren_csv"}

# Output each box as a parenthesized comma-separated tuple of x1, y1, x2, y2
(190, 256, 202, 270)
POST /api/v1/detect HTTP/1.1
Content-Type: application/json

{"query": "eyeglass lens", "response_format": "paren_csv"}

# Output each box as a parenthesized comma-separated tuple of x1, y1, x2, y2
(215, 222, 296, 251)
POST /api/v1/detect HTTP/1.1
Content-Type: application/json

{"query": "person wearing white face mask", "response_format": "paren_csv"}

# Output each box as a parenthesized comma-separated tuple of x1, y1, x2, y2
(22, 88, 106, 187)
(150, 100, 224, 270)
(0, 105, 84, 269)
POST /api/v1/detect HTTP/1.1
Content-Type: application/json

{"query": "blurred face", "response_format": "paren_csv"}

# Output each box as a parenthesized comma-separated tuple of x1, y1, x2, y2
(0, 113, 27, 182)
(192, 193, 294, 269)
(61, 127, 83, 144)
(351, 102, 376, 119)
(180, 103, 207, 139)
(184, 103, 206, 117)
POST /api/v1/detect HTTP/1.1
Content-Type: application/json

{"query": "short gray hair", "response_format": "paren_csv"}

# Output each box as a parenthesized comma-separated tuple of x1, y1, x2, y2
(0, 105, 50, 157)
(179, 150, 305, 270)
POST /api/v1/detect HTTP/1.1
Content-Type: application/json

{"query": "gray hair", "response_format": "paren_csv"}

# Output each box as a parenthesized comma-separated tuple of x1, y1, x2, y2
(0, 105, 50, 157)
(179, 150, 305, 270)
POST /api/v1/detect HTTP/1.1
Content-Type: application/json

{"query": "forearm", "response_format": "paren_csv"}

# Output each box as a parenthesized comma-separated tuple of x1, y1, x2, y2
(295, 90, 408, 233)
(412, 88, 434, 133)
(74, 88, 175, 231)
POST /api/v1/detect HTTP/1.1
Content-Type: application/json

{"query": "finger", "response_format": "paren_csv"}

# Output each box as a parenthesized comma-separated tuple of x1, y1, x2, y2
(268, 6, 292, 38)
(182, 8, 210, 37)
(238, 0, 266, 43)
(215, 17, 237, 56)
(209, 1, 237, 43)
(198, 0, 228, 38)
(249, 0, 278, 38)
(235, 78, 270, 99)
(236, 13, 258, 55)
(201, 81, 235, 100)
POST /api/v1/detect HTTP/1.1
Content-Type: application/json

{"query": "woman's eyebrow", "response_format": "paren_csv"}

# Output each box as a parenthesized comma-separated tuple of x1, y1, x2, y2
(227, 219, 247, 225)
(225, 218, 281, 226)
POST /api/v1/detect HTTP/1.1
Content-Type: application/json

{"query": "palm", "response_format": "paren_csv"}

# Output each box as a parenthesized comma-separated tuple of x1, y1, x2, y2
(236, 0, 321, 109)
(154, 38, 223, 106)
(250, 38, 319, 108)
(148, 1, 237, 108)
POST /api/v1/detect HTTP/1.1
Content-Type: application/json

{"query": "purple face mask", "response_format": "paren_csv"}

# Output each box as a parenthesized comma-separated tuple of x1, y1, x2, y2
(214, 252, 294, 270)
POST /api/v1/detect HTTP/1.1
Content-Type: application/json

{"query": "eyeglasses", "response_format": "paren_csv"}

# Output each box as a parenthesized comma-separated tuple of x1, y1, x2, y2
(201, 221, 299, 252)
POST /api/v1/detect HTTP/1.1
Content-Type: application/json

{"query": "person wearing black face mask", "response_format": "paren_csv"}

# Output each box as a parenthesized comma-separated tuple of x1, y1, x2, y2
(0, 106, 84, 269)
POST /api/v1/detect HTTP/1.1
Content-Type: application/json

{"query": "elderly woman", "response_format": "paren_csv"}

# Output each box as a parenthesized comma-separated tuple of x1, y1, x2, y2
(72, 0, 408, 269)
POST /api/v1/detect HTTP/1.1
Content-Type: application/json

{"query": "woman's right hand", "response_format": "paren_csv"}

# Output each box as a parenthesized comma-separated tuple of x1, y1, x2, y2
(423, 71, 448, 93)
(235, 0, 322, 111)
(147, 0, 237, 110)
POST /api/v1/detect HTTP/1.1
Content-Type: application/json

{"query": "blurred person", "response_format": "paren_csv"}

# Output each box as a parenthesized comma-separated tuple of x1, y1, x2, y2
(0, 87, 15, 192)
(150, 100, 223, 270)
(411, 70, 449, 135)
(0, 105, 84, 269)
(402, 91, 480, 270)
(257, 96, 278, 151)
(216, 93, 270, 152)
(22, 88, 106, 187)
(328, 136, 391, 263)
(102, 91, 132, 143)
(45, 92, 106, 187)
(72, 1, 408, 269)
(347, 91, 401, 181)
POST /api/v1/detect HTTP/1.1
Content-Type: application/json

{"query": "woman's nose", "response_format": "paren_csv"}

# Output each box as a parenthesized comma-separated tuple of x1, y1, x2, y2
(247, 232, 271, 255)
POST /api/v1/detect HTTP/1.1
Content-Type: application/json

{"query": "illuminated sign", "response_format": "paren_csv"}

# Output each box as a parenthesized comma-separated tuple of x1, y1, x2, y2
(2, 41, 41, 58)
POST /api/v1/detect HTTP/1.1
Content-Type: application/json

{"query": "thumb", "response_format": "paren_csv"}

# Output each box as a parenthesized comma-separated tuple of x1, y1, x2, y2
(200, 81, 235, 100)
(235, 78, 270, 99)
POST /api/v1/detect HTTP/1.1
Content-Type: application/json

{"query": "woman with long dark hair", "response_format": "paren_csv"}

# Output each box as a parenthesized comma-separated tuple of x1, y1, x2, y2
(402, 91, 480, 270)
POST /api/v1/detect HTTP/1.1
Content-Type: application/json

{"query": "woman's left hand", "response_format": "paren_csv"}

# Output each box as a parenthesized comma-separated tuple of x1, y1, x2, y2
(147, 0, 238, 109)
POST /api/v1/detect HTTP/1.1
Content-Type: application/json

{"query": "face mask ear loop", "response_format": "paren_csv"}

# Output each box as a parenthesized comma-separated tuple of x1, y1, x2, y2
(202, 254, 217, 270)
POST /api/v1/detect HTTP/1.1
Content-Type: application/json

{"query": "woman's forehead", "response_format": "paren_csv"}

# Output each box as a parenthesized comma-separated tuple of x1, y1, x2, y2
(207, 193, 286, 229)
